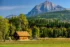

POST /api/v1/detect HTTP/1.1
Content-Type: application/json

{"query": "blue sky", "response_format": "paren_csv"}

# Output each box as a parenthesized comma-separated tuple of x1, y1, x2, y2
(0, 0, 70, 17)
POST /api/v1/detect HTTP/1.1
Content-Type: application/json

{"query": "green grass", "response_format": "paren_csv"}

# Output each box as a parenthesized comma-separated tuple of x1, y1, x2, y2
(0, 38, 70, 47)
(0, 44, 70, 47)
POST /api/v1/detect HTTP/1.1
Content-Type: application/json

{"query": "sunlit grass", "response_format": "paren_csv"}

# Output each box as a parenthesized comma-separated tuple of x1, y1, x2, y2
(0, 38, 70, 47)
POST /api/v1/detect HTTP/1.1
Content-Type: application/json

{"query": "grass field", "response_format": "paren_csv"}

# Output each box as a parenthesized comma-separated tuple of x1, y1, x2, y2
(0, 38, 70, 47)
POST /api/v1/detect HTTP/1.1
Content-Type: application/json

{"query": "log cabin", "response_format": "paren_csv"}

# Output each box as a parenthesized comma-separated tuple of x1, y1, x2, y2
(14, 31, 30, 40)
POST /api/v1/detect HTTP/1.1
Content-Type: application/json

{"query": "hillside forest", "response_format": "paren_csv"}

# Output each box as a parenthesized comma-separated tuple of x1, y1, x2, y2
(0, 12, 70, 41)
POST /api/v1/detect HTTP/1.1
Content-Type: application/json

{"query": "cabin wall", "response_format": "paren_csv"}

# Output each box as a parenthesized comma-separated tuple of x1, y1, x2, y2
(19, 36, 29, 40)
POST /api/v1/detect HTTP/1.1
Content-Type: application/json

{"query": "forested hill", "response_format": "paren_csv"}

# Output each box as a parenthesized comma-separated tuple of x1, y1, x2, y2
(28, 10, 70, 21)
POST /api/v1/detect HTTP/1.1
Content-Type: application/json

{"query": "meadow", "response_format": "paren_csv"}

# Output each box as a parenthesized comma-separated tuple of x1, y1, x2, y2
(0, 38, 70, 47)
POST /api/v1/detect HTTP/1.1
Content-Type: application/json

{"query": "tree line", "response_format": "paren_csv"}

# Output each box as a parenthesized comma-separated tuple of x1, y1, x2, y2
(0, 14, 70, 41)
(28, 18, 70, 38)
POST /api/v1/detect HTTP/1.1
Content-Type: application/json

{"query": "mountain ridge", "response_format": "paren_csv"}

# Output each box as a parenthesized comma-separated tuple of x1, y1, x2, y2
(27, 1, 66, 16)
(28, 10, 70, 21)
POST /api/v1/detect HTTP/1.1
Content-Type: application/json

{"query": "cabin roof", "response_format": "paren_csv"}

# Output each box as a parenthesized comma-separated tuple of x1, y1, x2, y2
(16, 31, 30, 37)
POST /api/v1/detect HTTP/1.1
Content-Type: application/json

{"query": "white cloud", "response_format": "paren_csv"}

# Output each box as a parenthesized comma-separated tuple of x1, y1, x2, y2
(0, 6, 31, 10)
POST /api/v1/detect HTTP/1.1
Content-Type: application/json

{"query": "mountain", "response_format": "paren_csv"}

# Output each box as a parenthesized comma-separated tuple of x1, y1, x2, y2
(28, 10, 70, 21)
(27, 1, 66, 16)
(6, 15, 17, 18)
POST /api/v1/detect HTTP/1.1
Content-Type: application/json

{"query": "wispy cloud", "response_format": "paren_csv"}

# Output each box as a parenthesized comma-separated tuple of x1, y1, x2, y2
(0, 6, 31, 10)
